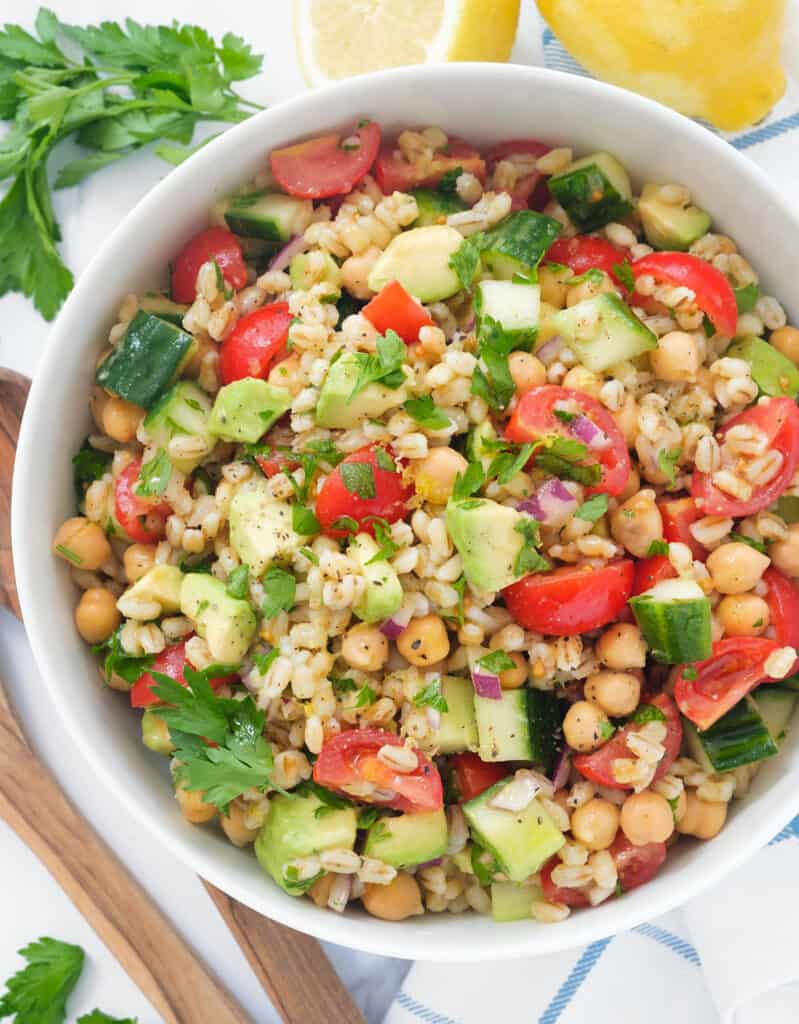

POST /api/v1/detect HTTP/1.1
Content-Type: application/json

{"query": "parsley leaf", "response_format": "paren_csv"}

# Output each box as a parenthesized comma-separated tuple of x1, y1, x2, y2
(253, 648, 279, 675)
(487, 441, 535, 485)
(92, 627, 154, 685)
(298, 545, 319, 565)
(657, 447, 682, 488)
(682, 666, 698, 681)
(568, 267, 604, 286)
(631, 703, 667, 724)
(734, 282, 759, 314)
(0, 936, 84, 1024)
(647, 539, 670, 557)
(437, 165, 463, 195)
(225, 564, 250, 600)
(403, 395, 450, 430)
(553, 408, 576, 424)
(365, 517, 400, 563)
(514, 516, 551, 576)
(340, 462, 376, 499)
(612, 259, 635, 293)
(72, 440, 112, 504)
(375, 447, 396, 473)
(413, 678, 449, 712)
(355, 684, 377, 707)
(292, 503, 321, 536)
(78, 1013, 138, 1024)
(575, 493, 609, 523)
(730, 532, 768, 554)
(331, 515, 359, 533)
(452, 461, 485, 501)
(330, 675, 358, 693)
(151, 665, 240, 745)
(297, 781, 354, 817)
(261, 566, 296, 619)
(449, 231, 487, 290)
(348, 330, 407, 400)
(134, 448, 172, 497)
(470, 315, 517, 411)
(598, 719, 616, 741)
(534, 435, 601, 486)
(302, 437, 344, 468)
(357, 806, 381, 830)
(476, 650, 515, 673)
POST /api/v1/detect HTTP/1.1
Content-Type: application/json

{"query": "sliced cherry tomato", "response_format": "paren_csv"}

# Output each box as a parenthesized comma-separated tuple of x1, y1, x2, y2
(171, 226, 247, 304)
(546, 236, 630, 292)
(632, 555, 677, 596)
(504, 560, 634, 636)
(374, 136, 485, 193)
(658, 496, 707, 561)
(315, 444, 413, 539)
(361, 280, 435, 344)
(130, 639, 236, 708)
(762, 567, 799, 674)
(270, 121, 381, 199)
(255, 451, 299, 479)
(692, 398, 799, 517)
(573, 694, 682, 788)
(631, 252, 737, 338)
(219, 302, 292, 385)
(114, 461, 170, 544)
(484, 139, 551, 211)
(540, 855, 590, 907)
(675, 637, 781, 730)
(610, 835, 667, 892)
(313, 727, 443, 813)
(452, 753, 510, 803)
(505, 385, 631, 497)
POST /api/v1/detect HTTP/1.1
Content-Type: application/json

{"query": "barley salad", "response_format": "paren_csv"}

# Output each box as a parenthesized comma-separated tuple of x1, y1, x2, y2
(54, 121, 799, 925)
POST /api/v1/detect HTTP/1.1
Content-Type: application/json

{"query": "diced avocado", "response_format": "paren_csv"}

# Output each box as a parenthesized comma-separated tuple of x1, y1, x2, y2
(548, 151, 633, 231)
(412, 188, 467, 226)
(363, 809, 448, 868)
(143, 381, 214, 472)
(368, 225, 462, 302)
(208, 378, 293, 443)
(180, 573, 256, 664)
(223, 190, 313, 242)
(637, 183, 711, 251)
(255, 791, 357, 894)
(773, 495, 799, 524)
(753, 686, 797, 743)
(289, 250, 341, 299)
(726, 336, 799, 399)
(348, 532, 402, 624)
(475, 280, 539, 348)
(491, 881, 540, 922)
(548, 293, 657, 373)
(479, 211, 562, 281)
(465, 420, 498, 473)
(140, 293, 189, 326)
(229, 484, 306, 576)
(119, 564, 183, 617)
(315, 350, 408, 429)
(141, 709, 174, 756)
(474, 689, 532, 762)
(446, 498, 526, 592)
(431, 676, 479, 754)
(463, 779, 564, 883)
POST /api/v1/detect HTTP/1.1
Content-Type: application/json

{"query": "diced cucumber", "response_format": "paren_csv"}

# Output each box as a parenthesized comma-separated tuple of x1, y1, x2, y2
(726, 336, 799, 399)
(480, 211, 562, 281)
(629, 578, 712, 664)
(432, 675, 479, 754)
(491, 881, 541, 922)
(140, 293, 189, 326)
(528, 690, 566, 775)
(223, 190, 313, 242)
(683, 696, 778, 773)
(475, 280, 540, 349)
(362, 809, 448, 868)
(753, 686, 797, 742)
(95, 311, 193, 410)
(547, 293, 657, 372)
(143, 381, 214, 472)
(548, 151, 633, 231)
(465, 419, 498, 472)
(463, 779, 564, 882)
(474, 689, 532, 762)
(412, 188, 467, 226)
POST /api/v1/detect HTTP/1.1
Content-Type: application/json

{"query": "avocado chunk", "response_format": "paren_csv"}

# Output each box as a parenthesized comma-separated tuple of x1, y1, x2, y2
(255, 791, 358, 894)
(180, 573, 255, 664)
(229, 483, 307, 576)
(315, 350, 408, 429)
(141, 709, 174, 756)
(140, 293, 189, 327)
(290, 250, 341, 299)
(428, 675, 479, 755)
(491, 881, 539, 922)
(638, 183, 711, 251)
(368, 225, 462, 302)
(411, 188, 467, 227)
(143, 380, 214, 472)
(547, 293, 657, 373)
(465, 420, 498, 472)
(208, 378, 292, 443)
(348, 532, 403, 624)
(119, 564, 183, 617)
(446, 498, 527, 592)
(726, 335, 799, 399)
(363, 809, 448, 869)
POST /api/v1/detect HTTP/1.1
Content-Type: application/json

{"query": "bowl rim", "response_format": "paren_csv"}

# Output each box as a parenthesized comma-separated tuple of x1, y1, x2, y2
(13, 60, 799, 962)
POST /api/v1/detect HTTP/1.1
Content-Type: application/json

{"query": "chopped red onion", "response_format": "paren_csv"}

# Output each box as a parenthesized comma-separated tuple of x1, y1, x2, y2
(518, 477, 578, 528)
(418, 858, 443, 869)
(463, 313, 476, 333)
(535, 334, 563, 364)
(471, 669, 502, 700)
(551, 746, 573, 791)
(570, 413, 610, 450)
(380, 615, 408, 639)
(268, 234, 307, 272)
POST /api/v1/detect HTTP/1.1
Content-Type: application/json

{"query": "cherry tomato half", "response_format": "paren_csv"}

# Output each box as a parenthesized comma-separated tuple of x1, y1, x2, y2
(540, 855, 590, 907)
(631, 252, 738, 338)
(219, 302, 292, 385)
(374, 135, 485, 193)
(171, 227, 247, 304)
(674, 637, 781, 731)
(361, 280, 435, 344)
(658, 496, 707, 561)
(632, 555, 677, 596)
(692, 398, 799, 517)
(315, 444, 413, 539)
(130, 639, 236, 708)
(573, 694, 682, 788)
(270, 121, 381, 199)
(452, 753, 510, 803)
(505, 385, 631, 497)
(763, 567, 799, 674)
(504, 560, 635, 636)
(546, 236, 630, 292)
(114, 461, 171, 544)
(484, 138, 551, 211)
(610, 835, 667, 892)
(313, 727, 443, 813)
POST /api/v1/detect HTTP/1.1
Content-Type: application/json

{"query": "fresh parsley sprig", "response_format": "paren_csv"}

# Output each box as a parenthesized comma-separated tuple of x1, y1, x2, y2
(348, 330, 407, 400)
(0, 936, 84, 1024)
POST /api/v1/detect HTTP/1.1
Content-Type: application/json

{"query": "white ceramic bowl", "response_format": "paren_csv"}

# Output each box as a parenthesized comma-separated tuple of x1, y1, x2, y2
(14, 63, 799, 962)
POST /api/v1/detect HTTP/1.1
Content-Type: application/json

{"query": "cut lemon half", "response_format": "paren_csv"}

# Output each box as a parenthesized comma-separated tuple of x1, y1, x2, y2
(294, 0, 521, 88)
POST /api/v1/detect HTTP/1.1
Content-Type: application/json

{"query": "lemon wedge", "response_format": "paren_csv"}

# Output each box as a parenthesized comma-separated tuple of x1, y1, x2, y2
(294, 0, 521, 88)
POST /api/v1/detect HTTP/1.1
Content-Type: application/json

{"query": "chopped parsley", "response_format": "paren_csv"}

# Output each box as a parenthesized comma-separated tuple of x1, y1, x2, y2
(730, 532, 768, 554)
(734, 282, 759, 314)
(470, 314, 517, 411)
(134, 448, 172, 497)
(452, 460, 485, 500)
(298, 545, 319, 565)
(612, 259, 635, 293)
(657, 447, 682, 488)
(331, 515, 359, 533)
(553, 408, 577, 424)
(598, 719, 616, 741)
(213, 259, 232, 300)
(631, 703, 667, 724)
(292, 503, 321, 535)
(682, 666, 698, 681)
(476, 650, 515, 674)
(514, 516, 551, 576)
(340, 461, 376, 500)
(437, 165, 463, 195)
(225, 564, 250, 600)
(253, 648, 279, 675)
(375, 446, 396, 473)
(365, 517, 400, 563)
(355, 684, 377, 707)
(330, 676, 358, 694)
(413, 678, 449, 713)
(0, 936, 84, 1024)
(72, 440, 112, 504)
(534, 435, 602, 486)
(575, 493, 609, 523)
(486, 440, 536, 485)
(55, 544, 82, 566)
(261, 566, 296, 619)
(297, 780, 353, 818)
(403, 395, 451, 431)
(348, 330, 407, 400)
(357, 806, 381, 830)
(647, 539, 670, 557)
(92, 627, 154, 685)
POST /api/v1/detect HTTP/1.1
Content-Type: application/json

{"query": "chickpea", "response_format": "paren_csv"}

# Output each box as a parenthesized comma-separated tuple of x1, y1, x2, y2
(268, 353, 304, 396)
(566, 270, 616, 307)
(610, 490, 663, 558)
(220, 799, 260, 847)
(499, 651, 528, 690)
(397, 614, 450, 667)
(770, 326, 799, 366)
(562, 366, 602, 398)
(596, 623, 647, 670)
(649, 330, 701, 383)
(123, 543, 157, 583)
(413, 447, 469, 505)
(570, 798, 620, 851)
(75, 587, 120, 644)
(563, 700, 612, 753)
(618, 467, 641, 503)
(717, 593, 769, 636)
(101, 396, 144, 443)
(508, 351, 546, 395)
(309, 873, 335, 908)
(53, 516, 112, 571)
(175, 781, 217, 823)
(341, 623, 389, 672)
(340, 246, 381, 300)
(706, 542, 770, 595)
(584, 670, 641, 717)
(362, 872, 423, 921)
(613, 394, 639, 448)
(676, 791, 727, 839)
(768, 523, 799, 577)
(620, 792, 674, 846)
(89, 386, 109, 432)
(538, 265, 570, 308)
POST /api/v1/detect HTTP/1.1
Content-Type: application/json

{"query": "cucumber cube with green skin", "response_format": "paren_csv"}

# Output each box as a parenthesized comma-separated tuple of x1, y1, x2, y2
(491, 881, 541, 922)
(629, 577, 712, 664)
(446, 498, 527, 593)
(683, 696, 779, 773)
(363, 809, 448, 868)
(223, 190, 313, 242)
(412, 188, 467, 226)
(548, 293, 657, 373)
(255, 792, 358, 894)
(726, 336, 799, 399)
(474, 689, 533, 762)
(475, 280, 540, 348)
(141, 709, 174, 756)
(316, 350, 408, 429)
(638, 183, 711, 251)
(368, 225, 463, 302)
(479, 211, 562, 281)
(229, 485, 307, 576)
(180, 573, 256, 664)
(144, 381, 214, 472)
(465, 420, 499, 472)
(139, 293, 189, 326)
(208, 378, 292, 443)
(431, 676, 479, 754)
(463, 779, 564, 882)
(753, 686, 797, 742)
(348, 532, 403, 624)
(548, 151, 633, 231)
